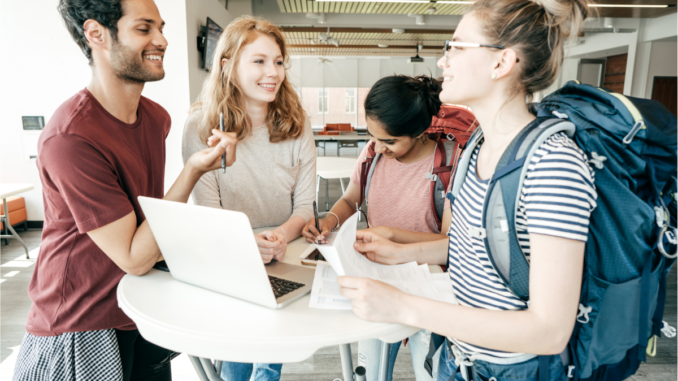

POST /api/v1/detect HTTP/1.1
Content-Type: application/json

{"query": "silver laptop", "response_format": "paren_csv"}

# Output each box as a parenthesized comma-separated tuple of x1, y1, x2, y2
(138, 196, 314, 309)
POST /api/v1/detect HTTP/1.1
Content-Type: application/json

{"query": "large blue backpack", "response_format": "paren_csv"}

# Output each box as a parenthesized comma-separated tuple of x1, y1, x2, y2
(447, 80, 677, 381)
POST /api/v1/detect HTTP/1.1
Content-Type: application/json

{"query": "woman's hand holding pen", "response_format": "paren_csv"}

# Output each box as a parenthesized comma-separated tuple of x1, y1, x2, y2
(302, 217, 334, 244)
(255, 231, 287, 263)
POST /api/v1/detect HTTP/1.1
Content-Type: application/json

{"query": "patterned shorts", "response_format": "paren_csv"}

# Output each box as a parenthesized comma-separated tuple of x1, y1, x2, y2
(13, 329, 123, 381)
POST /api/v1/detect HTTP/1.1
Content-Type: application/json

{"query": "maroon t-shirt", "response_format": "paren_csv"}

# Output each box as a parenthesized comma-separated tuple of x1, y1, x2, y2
(26, 88, 170, 336)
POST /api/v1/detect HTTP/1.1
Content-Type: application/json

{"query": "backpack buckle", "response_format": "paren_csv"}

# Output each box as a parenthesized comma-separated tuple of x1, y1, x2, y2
(468, 227, 487, 239)
(623, 121, 645, 145)
(426, 172, 438, 182)
(552, 110, 569, 119)
(654, 206, 667, 228)
(576, 304, 592, 324)
(446, 133, 455, 141)
(588, 152, 607, 169)
(567, 365, 576, 378)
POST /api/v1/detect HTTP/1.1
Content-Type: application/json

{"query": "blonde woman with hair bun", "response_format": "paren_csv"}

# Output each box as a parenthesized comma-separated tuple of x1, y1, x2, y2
(336, 0, 599, 380)
(182, 16, 315, 381)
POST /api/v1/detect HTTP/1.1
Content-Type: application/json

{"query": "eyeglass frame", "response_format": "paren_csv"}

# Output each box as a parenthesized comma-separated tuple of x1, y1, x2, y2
(442, 40, 520, 66)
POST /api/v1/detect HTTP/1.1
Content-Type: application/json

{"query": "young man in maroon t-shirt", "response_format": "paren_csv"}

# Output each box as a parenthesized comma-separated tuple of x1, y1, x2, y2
(13, 1, 237, 380)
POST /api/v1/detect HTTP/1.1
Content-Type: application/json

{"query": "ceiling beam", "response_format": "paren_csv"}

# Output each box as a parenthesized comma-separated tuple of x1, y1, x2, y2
(281, 27, 454, 34)
(289, 44, 442, 48)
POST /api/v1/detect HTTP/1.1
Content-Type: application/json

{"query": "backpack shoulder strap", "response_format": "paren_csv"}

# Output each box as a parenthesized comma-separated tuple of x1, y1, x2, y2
(448, 127, 484, 205)
(483, 118, 576, 300)
(428, 139, 452, 228)
(360, 141, 379, 206)
(430, 138, 464, 227)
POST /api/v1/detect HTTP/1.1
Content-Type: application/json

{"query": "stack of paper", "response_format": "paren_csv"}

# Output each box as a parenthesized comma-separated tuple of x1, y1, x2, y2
(309, 213, 457, 310)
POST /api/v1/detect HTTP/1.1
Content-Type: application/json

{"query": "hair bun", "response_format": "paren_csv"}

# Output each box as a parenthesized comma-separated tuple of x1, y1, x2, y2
(413, 75, 443, 118)
(531, 0, 590, 38)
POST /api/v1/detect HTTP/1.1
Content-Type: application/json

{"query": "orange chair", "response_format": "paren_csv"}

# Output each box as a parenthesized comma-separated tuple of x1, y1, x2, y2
(1, 196, 28, 245)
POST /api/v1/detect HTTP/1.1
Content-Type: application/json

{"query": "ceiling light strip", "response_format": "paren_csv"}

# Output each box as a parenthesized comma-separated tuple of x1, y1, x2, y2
(314, 0, 670, 8)
(588, 4, 669, 8)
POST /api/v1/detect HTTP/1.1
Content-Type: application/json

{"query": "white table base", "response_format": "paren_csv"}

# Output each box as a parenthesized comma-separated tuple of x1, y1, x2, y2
(188, 342, 387, 381)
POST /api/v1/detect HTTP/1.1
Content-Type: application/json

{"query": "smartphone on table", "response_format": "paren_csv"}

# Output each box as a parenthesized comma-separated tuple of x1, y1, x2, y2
(300, 248, 326, 266)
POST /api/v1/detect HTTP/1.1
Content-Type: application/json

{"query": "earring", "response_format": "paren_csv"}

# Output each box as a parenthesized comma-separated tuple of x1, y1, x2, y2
(491, 72, 498, 80)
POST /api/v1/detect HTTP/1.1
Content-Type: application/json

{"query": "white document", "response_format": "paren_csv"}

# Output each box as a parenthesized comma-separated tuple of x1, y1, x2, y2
(299, 232, 338, 259)
(309, 261, 351, 310)
(309, 212, 459, 309)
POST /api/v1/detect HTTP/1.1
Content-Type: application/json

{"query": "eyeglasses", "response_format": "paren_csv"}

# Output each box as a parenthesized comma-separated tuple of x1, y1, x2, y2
(442, 40, 520, 66)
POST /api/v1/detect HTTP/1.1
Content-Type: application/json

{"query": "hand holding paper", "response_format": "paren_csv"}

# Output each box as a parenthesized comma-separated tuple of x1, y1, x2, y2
(308, 213, 457, 310)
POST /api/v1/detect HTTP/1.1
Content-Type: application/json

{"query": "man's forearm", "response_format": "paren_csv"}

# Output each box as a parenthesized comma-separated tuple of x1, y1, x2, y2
(126, 165, 206, 274)
(163, 164, 203, 203)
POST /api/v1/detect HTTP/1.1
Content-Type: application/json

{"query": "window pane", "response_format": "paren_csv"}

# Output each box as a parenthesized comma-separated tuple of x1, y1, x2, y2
(301, 87, 325, 128)
(345, 88, 356, 114)
(324, 87, 358, 126)
(357, 87, 370, 129)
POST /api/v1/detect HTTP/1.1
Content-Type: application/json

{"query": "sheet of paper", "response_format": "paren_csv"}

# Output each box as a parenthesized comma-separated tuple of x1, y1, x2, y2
(308, 261, 351, 310)
(310, 213, 459, 308)
(299, 232, 338, 259)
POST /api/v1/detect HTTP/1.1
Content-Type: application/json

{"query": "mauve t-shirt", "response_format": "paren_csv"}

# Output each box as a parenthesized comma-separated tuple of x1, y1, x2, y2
(350, 143, 453, 234)
(26, 88, 170, 336)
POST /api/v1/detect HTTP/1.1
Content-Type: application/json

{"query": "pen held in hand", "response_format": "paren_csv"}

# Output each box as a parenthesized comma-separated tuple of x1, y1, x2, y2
(220, 112, 226, 174)
(313, 200, 324, 244)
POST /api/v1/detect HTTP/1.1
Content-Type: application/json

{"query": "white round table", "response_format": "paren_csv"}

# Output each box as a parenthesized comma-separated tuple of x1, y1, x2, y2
(316, 157, 358, 211)
(117, 233, 419, 381)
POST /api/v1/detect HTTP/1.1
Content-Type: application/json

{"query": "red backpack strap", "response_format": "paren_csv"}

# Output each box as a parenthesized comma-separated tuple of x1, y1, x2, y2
(429, 139, 465, 228)
(428, 140, 451, 228)
(359, 141, 377, 205)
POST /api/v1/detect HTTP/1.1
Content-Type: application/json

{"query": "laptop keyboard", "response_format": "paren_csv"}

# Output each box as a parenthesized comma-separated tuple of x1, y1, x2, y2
(268, 276, 305, 299)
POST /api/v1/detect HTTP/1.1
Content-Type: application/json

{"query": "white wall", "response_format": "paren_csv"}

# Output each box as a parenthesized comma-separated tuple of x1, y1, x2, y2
(644, 41, 678, 99)
(0, 1, 91, 220)
(186, 0, 235, 103)
(547, 14, 677, 98)
(0, 0, 246, 221)
(291, 56, 442, 89)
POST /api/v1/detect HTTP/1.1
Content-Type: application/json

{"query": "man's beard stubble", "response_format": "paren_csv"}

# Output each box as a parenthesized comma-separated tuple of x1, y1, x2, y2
(110, 40, 165, 84)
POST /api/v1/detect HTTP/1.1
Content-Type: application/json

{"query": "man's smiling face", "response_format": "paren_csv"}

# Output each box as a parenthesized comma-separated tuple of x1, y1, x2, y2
(109, 0, 167, 84)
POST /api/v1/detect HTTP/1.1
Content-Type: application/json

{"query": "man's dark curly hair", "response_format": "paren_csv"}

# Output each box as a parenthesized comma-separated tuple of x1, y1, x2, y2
(57, 0, 124, 65)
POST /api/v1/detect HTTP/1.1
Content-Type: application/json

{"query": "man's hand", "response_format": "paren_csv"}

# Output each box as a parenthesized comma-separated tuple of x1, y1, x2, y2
(354, 231, 411, 265)
(255, 231, 286, 263)
(338, 276, 409, 323)
(187, 129, 237, 173)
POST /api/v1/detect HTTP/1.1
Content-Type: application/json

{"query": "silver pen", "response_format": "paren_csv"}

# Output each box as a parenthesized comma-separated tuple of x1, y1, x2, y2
(220, 112, 226, 174)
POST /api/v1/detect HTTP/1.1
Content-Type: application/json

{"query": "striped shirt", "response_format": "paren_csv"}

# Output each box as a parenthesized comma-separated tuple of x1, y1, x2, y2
(447, 131, 597, 358)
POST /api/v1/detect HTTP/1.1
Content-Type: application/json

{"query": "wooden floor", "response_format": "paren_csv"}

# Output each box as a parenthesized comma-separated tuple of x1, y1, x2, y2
(1, 144, 676, 380)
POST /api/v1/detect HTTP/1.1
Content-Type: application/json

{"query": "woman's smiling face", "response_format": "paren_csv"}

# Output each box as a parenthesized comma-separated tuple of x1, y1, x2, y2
(234, 34, 285, 107)
(437, 13, 498, 106)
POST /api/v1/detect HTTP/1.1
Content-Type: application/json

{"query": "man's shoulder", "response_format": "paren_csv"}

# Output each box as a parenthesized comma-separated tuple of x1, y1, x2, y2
(140, 95, 171, 121)
(42, 89, 92, 138)
(140, 95, 171, 135)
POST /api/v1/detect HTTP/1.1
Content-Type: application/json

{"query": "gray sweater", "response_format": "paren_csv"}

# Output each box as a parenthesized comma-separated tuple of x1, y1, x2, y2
(182, 111, 317, 229)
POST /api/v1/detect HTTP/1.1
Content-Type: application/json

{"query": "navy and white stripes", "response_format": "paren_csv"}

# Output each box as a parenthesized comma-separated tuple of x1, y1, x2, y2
(447, 132, 597, 359)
